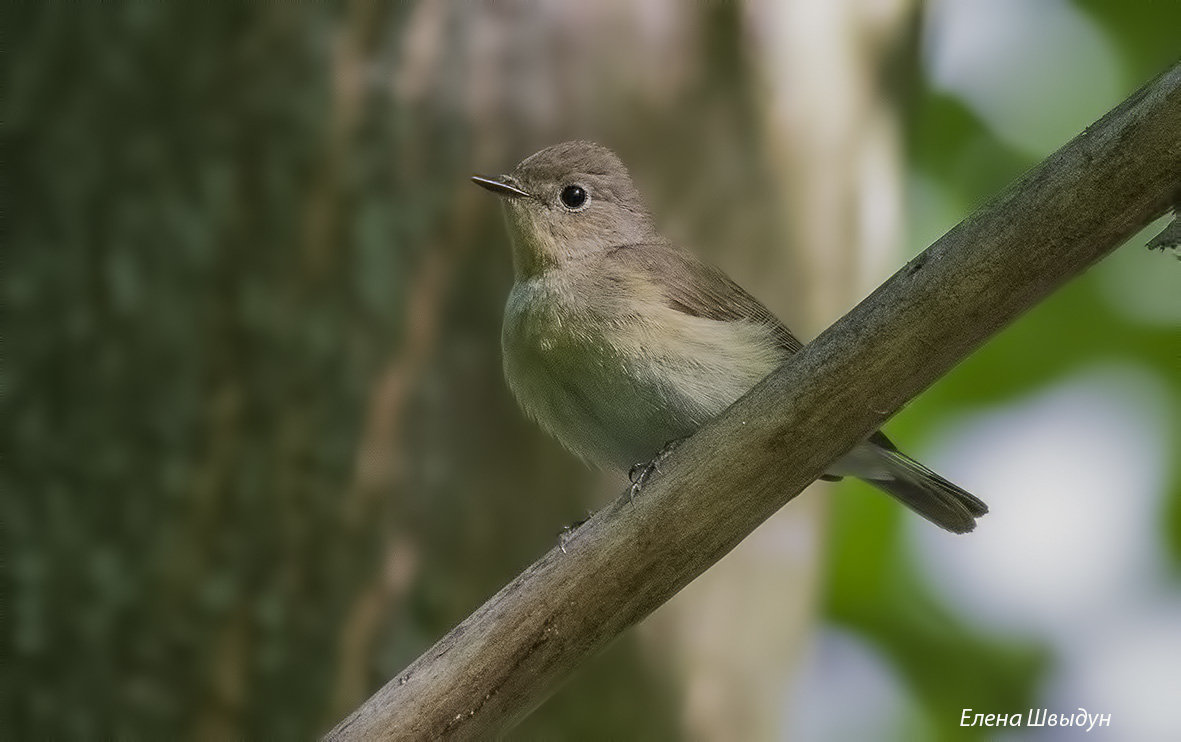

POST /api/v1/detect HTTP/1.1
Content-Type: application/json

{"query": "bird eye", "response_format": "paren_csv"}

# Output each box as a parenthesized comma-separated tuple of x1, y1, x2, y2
(559, 184, 588, 210)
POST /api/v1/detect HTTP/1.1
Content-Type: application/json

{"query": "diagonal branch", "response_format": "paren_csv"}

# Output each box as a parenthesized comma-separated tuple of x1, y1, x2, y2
(325, 61, 1181, 741)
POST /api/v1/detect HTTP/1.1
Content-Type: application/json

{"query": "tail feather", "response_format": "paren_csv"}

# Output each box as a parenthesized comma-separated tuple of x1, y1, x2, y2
(865, 450, 988, 534)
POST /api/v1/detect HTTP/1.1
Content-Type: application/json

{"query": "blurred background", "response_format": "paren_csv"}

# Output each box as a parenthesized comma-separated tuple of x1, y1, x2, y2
(5, 1, 1179, 739)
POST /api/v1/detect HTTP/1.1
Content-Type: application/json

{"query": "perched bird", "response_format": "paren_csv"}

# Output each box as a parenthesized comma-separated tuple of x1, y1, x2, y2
(472, 141, 987, 533)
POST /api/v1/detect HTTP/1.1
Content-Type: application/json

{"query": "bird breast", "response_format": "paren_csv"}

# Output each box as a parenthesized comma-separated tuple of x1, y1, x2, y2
(501, 274, 788, 470)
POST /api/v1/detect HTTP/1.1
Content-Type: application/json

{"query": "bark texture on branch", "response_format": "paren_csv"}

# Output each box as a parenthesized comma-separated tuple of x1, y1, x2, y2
(326, 62, 1181, 741)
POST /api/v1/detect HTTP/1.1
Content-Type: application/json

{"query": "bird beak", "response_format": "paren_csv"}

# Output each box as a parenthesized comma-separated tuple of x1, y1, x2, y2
(471, 174, 531, 199)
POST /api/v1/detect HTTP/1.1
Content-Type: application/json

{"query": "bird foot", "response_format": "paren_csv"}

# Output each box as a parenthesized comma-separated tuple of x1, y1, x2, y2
(627, 438, 686, 501)
(558, 511, 593, 553)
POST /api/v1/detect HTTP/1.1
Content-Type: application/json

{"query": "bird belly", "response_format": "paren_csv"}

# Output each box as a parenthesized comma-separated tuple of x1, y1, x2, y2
(503, 320, 691, 470)
(502, 286, 786, 470)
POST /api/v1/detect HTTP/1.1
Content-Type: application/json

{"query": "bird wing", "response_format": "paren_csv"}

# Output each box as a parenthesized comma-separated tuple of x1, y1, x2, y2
(602, 242, 899, 454)
(603, 242, 805, 354)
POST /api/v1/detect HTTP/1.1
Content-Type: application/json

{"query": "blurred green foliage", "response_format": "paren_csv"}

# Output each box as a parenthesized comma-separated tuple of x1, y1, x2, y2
(827, 2, 1181, 737)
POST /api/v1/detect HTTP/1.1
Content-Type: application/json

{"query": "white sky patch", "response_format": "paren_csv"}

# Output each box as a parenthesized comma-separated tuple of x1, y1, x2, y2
(910, 365, 1180, 738)
(1043, 602, 1181, 740)
(1096, 217, 1181, 327)
(923, 0, 1122, 156)
(911, 365, 1173, 638)
(783, 628, 925, 742)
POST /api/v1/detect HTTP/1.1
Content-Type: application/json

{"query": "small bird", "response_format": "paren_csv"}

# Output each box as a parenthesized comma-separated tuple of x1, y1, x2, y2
(472, 141, 987, 533)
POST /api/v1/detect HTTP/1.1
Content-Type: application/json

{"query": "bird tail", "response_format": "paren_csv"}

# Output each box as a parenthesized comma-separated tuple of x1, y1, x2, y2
(863, 449, 988, 534)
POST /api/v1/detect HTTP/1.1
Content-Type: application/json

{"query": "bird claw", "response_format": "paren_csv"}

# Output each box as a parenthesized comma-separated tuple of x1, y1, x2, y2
(626, 463, 652, 502)
(626, 438, 685, 502)
(557, 511, 592, 553)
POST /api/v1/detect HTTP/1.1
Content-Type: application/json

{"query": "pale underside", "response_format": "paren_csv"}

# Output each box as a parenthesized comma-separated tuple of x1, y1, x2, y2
(501, 247, 889, 478)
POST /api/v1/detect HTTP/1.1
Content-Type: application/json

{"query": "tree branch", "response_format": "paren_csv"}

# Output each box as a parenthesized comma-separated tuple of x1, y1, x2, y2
(325, 62, 1181, 741)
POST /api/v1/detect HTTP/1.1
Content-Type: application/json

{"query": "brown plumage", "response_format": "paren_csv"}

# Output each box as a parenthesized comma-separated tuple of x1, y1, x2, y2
(475, 141, 987, 533)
